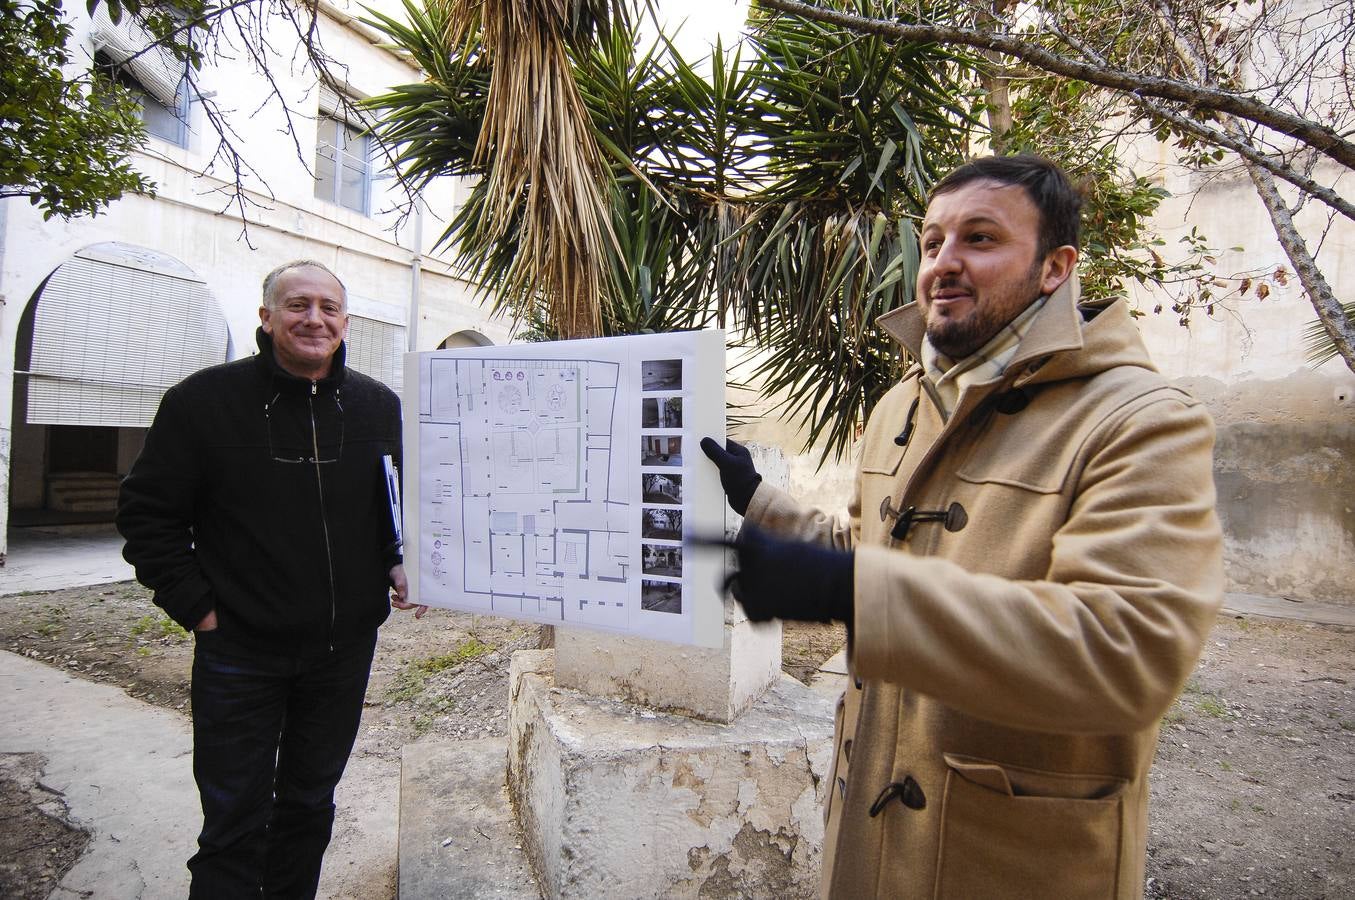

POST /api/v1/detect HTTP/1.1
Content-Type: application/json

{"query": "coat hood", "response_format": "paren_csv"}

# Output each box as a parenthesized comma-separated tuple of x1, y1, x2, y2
(875, 273, 1159, 390)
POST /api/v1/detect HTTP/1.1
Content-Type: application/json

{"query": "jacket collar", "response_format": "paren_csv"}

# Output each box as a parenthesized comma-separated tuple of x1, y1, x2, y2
(253, 327, 348, 391)
(876, 274, 1158, 392)
(876, 273, 1086, 370)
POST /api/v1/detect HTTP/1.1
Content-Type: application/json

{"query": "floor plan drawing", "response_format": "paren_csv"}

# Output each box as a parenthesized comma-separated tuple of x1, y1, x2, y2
(406, 331, 727, 647)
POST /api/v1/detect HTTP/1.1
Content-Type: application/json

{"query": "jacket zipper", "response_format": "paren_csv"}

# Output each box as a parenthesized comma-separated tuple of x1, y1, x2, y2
(310, 380, 339, 652)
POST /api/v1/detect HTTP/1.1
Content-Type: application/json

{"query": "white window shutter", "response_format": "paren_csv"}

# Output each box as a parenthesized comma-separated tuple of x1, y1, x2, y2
(90, 6, 185, 107)
(25, 245, 228, 427)
(346, 315, 405, 395)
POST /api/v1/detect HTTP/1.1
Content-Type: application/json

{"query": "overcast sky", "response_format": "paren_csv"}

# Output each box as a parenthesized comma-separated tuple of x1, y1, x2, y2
(646, 0, 750, 61)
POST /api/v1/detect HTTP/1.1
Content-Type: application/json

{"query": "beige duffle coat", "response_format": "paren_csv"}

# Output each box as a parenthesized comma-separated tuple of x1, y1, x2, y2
(744, 279, 1223, 898)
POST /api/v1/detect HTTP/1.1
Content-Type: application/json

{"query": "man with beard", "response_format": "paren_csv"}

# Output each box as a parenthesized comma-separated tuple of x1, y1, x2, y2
(702, 155, 1222, 898)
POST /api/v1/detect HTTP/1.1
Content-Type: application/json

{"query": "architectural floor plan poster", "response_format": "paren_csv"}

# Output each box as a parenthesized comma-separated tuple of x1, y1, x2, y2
(404, 330, 726, 648)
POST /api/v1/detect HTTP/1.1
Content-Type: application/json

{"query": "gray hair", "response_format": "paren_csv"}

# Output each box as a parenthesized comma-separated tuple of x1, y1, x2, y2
(261, 259, 348, 309)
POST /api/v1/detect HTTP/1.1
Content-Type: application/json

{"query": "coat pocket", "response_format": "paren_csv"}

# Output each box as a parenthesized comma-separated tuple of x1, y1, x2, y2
(934, 753, 1127, 900)
(861, 440, 905, 476)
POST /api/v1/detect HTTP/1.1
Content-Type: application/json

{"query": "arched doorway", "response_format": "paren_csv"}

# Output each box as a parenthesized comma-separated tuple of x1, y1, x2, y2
(9, 243, 228, 524)
(439, 329, 494, 350)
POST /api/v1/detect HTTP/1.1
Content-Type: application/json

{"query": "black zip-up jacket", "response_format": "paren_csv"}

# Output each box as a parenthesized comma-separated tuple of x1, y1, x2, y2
(117, 328, 402, 656)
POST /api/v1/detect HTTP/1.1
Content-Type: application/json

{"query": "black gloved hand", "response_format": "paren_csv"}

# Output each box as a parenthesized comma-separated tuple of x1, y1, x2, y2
(700, 437, 763, 516)
(698, 525, 854, 624)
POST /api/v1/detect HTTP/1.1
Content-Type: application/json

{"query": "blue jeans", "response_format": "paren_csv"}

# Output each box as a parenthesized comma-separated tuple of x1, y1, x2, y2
(187, 630, 377, 900)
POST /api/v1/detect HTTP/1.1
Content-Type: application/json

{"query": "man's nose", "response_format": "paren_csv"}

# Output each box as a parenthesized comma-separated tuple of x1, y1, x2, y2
(931, 238, 962, 274)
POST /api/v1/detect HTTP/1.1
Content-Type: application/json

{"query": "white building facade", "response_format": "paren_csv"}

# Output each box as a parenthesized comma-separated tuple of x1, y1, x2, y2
(0, 0, 509, 562)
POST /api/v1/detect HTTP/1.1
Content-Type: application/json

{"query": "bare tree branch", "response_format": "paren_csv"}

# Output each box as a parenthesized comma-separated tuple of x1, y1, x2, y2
(1138, 0, 1355, 372)
(1046, 20, 1355, 224)
(755, 0, 1355, 170)
(1242, 141, 1355, 371)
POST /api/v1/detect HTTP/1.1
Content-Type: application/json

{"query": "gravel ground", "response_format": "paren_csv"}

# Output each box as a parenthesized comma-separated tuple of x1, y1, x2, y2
(1, 584, 1351, 898)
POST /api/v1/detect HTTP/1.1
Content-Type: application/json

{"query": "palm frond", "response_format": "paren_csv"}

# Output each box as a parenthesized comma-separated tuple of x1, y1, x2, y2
(425, 0, 624, 338)
(1304, 302, 1355, 367)
(367, 0, 974, 461)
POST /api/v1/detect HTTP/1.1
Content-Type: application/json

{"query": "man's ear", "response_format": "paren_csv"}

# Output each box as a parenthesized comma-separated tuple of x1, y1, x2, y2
(259, 305, 273, 334)
(1040, 246, 1078, 295)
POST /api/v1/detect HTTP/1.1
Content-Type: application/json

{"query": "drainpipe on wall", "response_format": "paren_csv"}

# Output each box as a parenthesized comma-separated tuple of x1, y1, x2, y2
(0, 198, 10, 567)
(408, 200, 423, 352)
(0, 196, 8, 303)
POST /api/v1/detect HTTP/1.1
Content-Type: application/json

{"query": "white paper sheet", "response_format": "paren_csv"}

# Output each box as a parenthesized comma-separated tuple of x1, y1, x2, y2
(403, 330, 726, 648)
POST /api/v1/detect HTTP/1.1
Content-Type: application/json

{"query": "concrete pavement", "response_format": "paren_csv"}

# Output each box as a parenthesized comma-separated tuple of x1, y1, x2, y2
(2, 526, 1352, 899)
(398, 737, 539, 899)
(0, 525, 133, 596)
(0, 525, 403, 900)
(0, 647, 404, 899)
(1, 648, 197, 898)
(2, 525, 183, 897)
(1221, 591, 1355, 627)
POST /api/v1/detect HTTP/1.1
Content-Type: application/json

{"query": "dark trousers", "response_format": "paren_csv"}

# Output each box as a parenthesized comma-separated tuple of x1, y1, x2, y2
(187, 631, 377, 900)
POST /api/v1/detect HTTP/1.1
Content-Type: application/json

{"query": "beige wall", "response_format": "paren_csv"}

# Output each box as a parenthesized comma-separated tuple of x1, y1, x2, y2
(1129, 158, 1354, 605)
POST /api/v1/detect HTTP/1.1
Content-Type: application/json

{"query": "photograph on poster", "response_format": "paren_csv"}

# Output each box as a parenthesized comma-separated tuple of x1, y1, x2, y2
(641, 507, 682, 540)
(642, 359, 682, 391)
(641, 397, 682, 429)
(642, 543, 682, 577)
(641, 579, 683, 614)
(640, 434, 682, 467)
(641, 473, 682, 505)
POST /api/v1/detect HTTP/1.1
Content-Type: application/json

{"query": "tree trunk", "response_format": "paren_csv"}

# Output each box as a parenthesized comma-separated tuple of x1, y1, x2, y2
(976, 0, 1015, 153)
(1240, 153, 1355, 372)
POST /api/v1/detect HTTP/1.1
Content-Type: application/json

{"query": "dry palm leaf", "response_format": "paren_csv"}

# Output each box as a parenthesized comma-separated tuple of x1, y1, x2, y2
(433, 0, 618, 338)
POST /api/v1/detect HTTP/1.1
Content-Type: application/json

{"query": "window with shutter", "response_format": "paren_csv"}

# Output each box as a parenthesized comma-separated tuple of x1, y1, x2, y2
(22, 245, 228, 427)
(91, 7, 192, 148)
(315, 86, 372, 214)
(346, 315, 405, 394)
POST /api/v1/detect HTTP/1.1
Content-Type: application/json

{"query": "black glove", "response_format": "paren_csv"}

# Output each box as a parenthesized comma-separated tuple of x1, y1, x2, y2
(701, 525, 854, 624)
(700, 437, 762, 516)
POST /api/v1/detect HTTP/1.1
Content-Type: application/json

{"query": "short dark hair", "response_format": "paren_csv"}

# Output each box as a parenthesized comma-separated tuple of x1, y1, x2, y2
(930, 155, 1083, 258)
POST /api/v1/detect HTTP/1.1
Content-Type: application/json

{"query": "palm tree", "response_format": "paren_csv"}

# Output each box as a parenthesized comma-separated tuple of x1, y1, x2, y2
(366, 0, 973, 461)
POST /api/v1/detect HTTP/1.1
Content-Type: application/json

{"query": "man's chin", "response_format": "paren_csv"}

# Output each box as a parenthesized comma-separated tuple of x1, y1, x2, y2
(926, 323, 983, 359)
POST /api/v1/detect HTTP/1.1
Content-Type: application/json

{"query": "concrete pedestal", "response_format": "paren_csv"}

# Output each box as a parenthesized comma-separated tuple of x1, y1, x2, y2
(507, 650, 835, 899)
(553, 441, 791, 725)
(553, 599, 782, 724)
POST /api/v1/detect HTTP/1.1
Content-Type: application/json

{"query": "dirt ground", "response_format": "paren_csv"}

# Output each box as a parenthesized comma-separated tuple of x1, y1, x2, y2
(1, 583, 1352, 898)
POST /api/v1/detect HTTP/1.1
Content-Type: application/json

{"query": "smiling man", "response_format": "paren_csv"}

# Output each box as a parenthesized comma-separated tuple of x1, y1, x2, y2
(702, 156, 1223, 897)
(118, 259, 423, 899)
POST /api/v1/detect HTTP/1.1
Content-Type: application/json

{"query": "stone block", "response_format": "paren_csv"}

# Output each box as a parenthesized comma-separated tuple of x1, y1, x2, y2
(553, 600, 782, 724)
(507, 650, 834, 899)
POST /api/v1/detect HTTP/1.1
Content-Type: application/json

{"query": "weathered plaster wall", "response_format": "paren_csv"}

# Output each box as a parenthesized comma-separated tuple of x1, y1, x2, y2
(1130, 157, 1355, 606)
(1175, 371, 1354, 604)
